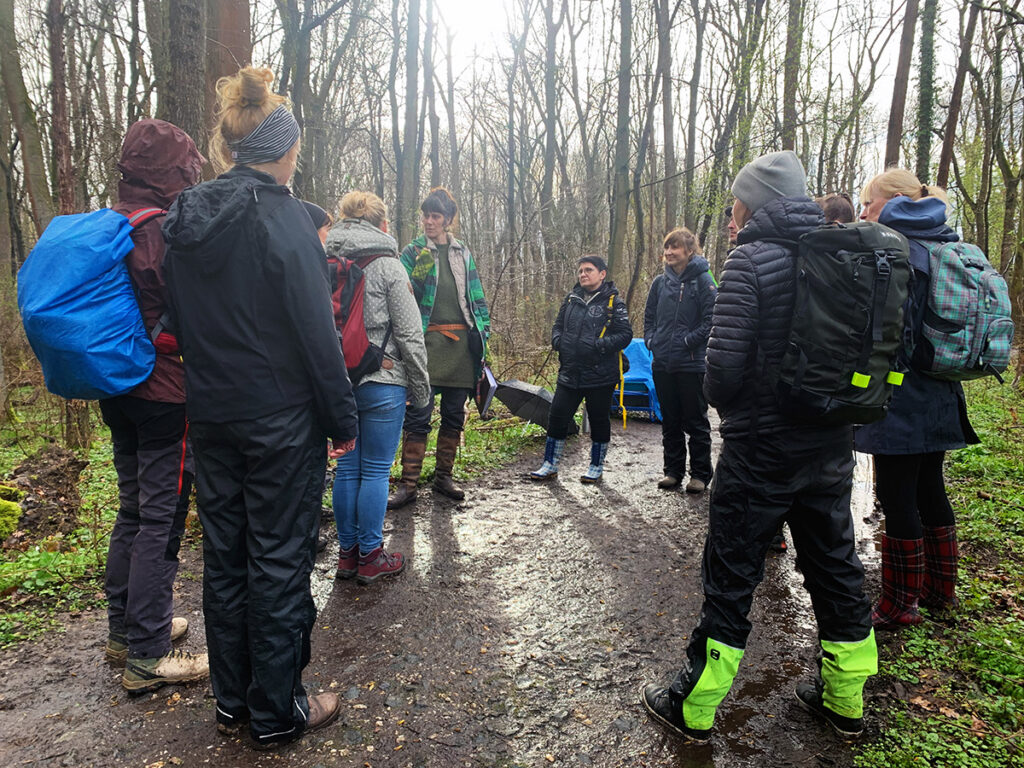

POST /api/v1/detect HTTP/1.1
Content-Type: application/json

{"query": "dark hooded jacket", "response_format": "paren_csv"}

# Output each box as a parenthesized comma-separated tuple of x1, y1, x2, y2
(643, 255, 716, 373)
(705, 196, 847, 439)
(113, 119, 203, 403)
(854, 196, 979, 455)
(162, 165, 357, 441)
(552, 280, 633, 389)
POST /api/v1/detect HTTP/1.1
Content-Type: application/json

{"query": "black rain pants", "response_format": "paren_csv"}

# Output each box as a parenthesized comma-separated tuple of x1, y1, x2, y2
(191, 403, 326, 746)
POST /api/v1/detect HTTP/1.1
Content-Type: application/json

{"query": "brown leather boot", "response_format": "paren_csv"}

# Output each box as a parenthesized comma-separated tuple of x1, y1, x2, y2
(433, 428, 465, 500)
(387, 433, 427, 509)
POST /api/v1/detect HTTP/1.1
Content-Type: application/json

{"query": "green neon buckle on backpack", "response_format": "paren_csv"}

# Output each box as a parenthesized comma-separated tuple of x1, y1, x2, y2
(886, 371, 904, 386)
(850, 372, 870, 388)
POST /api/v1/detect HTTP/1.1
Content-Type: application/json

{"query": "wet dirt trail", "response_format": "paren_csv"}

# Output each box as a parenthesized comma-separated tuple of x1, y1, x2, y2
(0, 419, 880, 768)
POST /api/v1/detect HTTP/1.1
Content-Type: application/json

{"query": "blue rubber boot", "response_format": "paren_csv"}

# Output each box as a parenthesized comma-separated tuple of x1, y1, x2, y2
(530, 437, 564, 480)
(580, 442, 608, 484)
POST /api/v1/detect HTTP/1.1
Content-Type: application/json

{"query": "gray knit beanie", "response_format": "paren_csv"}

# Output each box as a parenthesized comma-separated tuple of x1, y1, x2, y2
(731, 150, 807, 213)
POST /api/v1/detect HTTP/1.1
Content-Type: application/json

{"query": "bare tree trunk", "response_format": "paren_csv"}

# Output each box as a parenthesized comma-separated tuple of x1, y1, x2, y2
(936, 1, 979, 188)
(443, 27, 461, 201)
(656, 0, 676, 232)
(607, 0, 632, 276)
(781, 0, 802, 150)
(165, 0, 207, 146)
(206, 0, 252, 146)
(914, 0, 937, 182)
(885, 0, 920, 168)
(396, 0, 421, 247)
(540, 0, 563, 267)
(146, 0, 171, 118)
(48, 0, 76, 215)
(683, 0, 707, 229)
(424, 0, 440, 188)
(0, 0, 56, 236)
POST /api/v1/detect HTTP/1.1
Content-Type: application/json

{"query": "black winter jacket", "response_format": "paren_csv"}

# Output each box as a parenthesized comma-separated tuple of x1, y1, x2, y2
(552, 280, 633, 389)
(643, 256, 716, 373)
(705, 196, 844, 439)
(162, 166, 357, 441)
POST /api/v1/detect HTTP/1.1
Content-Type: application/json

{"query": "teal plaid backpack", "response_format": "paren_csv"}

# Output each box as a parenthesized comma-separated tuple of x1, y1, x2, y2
(914, 241, 1013, 382)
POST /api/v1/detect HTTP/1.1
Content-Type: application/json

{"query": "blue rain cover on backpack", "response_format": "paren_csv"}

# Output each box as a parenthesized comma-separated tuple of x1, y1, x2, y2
(17, 208, 156, 400)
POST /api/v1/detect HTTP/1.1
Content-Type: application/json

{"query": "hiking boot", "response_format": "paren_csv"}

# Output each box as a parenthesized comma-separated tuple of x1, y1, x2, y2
(795, 680, 864, 737)
(580, 442, 608, 484)
(336, 544, 358, 579)
(531, 437, 565, 480)
(252, 692, 341, 750)
(106, 616, 190, 664)
(433, 428, 465, 500)
(122, 648, 209, 693)
(685, 478, 706, 493)
(640, 684, 712, 744)
(872, 535, 924, 630)
(657, 475, 681, 489)
(388, 433, 426, 510)
(216, 710, 250, 737)
(357, 547, 405, 585)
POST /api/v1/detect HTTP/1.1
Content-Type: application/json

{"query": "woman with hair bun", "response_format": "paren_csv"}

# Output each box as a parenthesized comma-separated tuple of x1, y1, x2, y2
(326, 191, 429, 584)
(854, 168, 978, 631)
(163, 66, 356, 748)
(643, 227, 716, 493)
(388, 187, 491, 508)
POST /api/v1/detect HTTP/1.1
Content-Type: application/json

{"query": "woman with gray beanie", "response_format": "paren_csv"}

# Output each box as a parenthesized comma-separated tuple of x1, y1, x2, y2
(163, 66, 355, 749)
(642, 150, 877, 744)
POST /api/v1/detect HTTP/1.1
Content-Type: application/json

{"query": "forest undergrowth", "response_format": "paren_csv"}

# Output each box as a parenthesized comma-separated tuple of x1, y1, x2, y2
(855, 379, 1024, 768)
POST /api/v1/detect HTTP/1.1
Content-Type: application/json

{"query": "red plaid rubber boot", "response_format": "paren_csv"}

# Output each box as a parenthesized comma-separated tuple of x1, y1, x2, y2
(872, 534, 924, 630)
(920, 525, 959, 611)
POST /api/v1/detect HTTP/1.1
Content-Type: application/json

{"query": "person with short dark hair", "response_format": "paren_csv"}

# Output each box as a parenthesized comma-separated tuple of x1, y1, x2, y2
(641, 150, 877, 743)
(643, 227, 716, 493)
(388, 187, 491, 508)
(531, 255, 632, 483)
(816, 192, 856, 224)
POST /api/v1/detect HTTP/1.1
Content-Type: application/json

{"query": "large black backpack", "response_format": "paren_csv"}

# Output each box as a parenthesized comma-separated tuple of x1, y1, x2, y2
(767, 221, 911, 426)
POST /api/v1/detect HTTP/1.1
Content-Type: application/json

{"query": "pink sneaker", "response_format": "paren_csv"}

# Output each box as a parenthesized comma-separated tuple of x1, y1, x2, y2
(356, 547, 405, 585)
(337, 545, 358, 579)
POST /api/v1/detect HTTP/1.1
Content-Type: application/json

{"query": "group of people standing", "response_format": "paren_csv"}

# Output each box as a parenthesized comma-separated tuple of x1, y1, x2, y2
(97, 62, 977, 752)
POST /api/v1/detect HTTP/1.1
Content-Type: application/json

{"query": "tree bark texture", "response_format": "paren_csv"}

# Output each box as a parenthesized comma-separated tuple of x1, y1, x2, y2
(206, 0, 252, 144)
(885, 0, 920, 168)
(47, 0, 76, 215)
(914, 0, 937, 182)
(781, 0, 802, 151)
(396, 0, 421, 247)
(936, 1, 979, 189)
(607, 0, 632, 276)
(166, 0, 207, 148)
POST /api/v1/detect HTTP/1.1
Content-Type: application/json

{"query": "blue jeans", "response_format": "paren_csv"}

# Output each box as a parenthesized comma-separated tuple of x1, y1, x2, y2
(333, 383, 407, 553)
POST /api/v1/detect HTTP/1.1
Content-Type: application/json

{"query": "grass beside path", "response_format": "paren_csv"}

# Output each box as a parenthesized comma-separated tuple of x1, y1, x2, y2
(855, 379, 1024, 768)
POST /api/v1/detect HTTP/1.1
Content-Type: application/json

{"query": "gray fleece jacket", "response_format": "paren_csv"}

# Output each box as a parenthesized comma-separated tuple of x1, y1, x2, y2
(325, 218, 431, 408)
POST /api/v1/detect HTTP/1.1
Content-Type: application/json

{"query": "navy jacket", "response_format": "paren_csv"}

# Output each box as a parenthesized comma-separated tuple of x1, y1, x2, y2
(552, 280, 633, 389)
(643, 256, 716, 373)
(163, 166, 357, 442)
(854, 196, 978, 455)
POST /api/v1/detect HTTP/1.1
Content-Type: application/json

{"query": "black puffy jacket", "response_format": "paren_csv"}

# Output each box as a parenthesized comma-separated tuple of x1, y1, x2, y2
(643, 256, 716, 373)
(552, 280, 633, 389)
(704, 196, 843, 439)
(162, 165, 357, 442)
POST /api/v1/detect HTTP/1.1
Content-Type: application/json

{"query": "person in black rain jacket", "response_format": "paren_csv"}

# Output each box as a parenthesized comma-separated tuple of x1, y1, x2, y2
(531, 255, 632, 484)
(162, 67, 356, 750)
(643, 226, 716, 493)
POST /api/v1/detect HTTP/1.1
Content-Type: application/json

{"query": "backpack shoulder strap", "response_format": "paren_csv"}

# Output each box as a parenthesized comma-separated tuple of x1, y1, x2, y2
(126, 208, 167, 228)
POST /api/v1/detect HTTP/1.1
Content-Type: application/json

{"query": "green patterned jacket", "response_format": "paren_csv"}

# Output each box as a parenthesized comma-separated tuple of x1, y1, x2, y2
(400, 234, 491, 371)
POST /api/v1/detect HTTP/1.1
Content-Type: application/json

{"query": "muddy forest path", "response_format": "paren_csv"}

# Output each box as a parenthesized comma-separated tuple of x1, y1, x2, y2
(0, 419, 880, 768)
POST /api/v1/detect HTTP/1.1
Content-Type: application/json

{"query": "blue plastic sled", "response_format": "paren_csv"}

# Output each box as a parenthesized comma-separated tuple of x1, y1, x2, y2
(612, 338, 662, 422)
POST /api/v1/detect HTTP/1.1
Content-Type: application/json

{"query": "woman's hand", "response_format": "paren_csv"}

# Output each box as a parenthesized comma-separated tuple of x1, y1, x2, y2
(328, 438, 357, 458)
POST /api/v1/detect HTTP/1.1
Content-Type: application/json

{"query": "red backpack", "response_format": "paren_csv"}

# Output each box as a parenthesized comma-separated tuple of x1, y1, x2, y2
(327, 253, 393, 385)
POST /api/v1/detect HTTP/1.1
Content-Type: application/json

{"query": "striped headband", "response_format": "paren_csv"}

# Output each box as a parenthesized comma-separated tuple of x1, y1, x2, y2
(228, 105, 300, 165)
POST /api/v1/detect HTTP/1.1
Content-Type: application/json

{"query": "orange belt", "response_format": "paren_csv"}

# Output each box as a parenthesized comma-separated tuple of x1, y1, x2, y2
(427, 322, 468, 341)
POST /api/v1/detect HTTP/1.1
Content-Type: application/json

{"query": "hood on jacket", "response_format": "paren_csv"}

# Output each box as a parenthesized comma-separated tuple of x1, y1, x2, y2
(737, 195, 824, 245)
(162, 167, 285, 275)
(879, 196, 957, 242)
(117, 119, 204, 210)
(325, 218, 399, 261)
